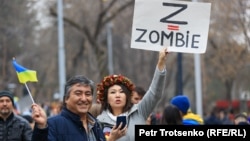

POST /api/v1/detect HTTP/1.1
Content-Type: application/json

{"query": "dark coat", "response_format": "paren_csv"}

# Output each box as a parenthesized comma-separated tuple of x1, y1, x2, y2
(0, 113, 32, 141)
(32, 108, 105, 141)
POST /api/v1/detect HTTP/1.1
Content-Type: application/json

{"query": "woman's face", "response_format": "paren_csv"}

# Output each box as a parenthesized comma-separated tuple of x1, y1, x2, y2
(107, 85, 127, 111)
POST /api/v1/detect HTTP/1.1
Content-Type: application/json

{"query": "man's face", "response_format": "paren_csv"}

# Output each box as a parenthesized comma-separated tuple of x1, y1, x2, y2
(131, 91, 142, 104)
(0, 96, 13, 118)
(65, 83, 93, 116)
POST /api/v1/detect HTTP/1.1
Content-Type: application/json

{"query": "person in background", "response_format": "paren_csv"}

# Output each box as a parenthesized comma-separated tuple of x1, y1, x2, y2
(131, 86, 156, 125)
(204, 107, 222, 125)
(183, 108, 204, 125)
(0, 90, 33, 141)
(131, 86, 146, 104)
(13, 96, 21, 115)
(22, 114, 35, 130)
(31, 75, 124, 141)
(145, 113, 157, 125)
(88, 103, 102, 118)
(218, 109, 233, 124)
(170, 95, 204, 125)
(234, 112, 250, 125)
(160, 104, 182, 125)
(96, 47, 169, 141)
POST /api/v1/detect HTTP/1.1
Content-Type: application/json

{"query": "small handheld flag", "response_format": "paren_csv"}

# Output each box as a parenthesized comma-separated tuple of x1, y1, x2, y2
(12, 58, 38, 84)
(12, 58, 38, 104)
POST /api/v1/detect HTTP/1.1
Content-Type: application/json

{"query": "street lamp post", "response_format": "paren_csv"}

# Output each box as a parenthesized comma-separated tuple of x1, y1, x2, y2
(57, 0, 66, 102)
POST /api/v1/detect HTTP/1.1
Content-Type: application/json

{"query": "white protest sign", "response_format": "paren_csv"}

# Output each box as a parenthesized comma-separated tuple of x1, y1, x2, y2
(130, 0, 211, 54)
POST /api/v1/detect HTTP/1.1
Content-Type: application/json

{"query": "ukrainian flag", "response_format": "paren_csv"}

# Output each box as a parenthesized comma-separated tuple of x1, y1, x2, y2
(12, 59, 38, 84)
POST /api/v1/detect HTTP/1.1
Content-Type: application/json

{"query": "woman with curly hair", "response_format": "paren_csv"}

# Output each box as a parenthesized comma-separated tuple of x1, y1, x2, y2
(96, 47, 169, 141)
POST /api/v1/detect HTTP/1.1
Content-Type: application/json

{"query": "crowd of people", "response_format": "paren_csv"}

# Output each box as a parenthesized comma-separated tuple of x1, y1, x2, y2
(1, 47, 249, 141)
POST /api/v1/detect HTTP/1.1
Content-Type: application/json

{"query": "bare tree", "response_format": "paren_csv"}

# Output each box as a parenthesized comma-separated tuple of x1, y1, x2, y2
(205, 0, 250, 105)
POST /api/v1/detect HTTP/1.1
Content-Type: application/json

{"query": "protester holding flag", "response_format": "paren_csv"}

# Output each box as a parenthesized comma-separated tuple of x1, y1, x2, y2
(96, 47, 169, 141)
(0, 90, 33, 141)
(31, 75, 125, 141)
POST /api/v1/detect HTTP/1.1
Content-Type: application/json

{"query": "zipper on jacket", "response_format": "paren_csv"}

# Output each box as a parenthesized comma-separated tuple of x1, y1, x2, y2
(3, 122, 7, 141)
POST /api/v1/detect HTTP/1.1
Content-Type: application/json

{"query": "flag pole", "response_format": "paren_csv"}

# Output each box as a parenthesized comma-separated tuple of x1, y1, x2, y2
(24, 83, 35, 104)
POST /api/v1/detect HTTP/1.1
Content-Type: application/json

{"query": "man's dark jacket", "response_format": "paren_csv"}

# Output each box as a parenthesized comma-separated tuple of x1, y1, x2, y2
(32, 108, 106, 141)
(0, 113, 32, 141)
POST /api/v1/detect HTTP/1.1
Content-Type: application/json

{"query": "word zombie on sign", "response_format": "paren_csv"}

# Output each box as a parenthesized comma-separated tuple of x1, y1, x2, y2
(131, 0, 211, 54)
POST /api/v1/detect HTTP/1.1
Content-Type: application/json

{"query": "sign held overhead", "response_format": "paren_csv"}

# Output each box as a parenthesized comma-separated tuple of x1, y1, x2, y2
(131, 0, 211, 54)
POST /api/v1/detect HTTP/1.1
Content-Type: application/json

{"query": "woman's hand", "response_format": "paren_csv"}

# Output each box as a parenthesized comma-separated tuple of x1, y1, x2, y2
(107, 123, 127, 141)
(157, 47, 169, 71)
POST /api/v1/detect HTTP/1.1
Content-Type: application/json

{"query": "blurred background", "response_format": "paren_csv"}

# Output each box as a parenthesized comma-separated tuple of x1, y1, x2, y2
(0, 0, 250, 118)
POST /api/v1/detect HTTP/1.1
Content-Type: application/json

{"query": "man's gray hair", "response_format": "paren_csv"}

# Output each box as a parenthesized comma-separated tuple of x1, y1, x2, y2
(63, 75, 94, 107)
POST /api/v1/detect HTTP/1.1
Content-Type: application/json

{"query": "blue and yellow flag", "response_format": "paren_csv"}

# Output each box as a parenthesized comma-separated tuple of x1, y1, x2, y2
(12, 59, 38, 84)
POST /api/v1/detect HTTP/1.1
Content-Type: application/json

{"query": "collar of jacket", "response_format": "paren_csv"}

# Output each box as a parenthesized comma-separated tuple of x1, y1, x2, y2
(60, 108, 97, 125)
(0, 112, 14, 122)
